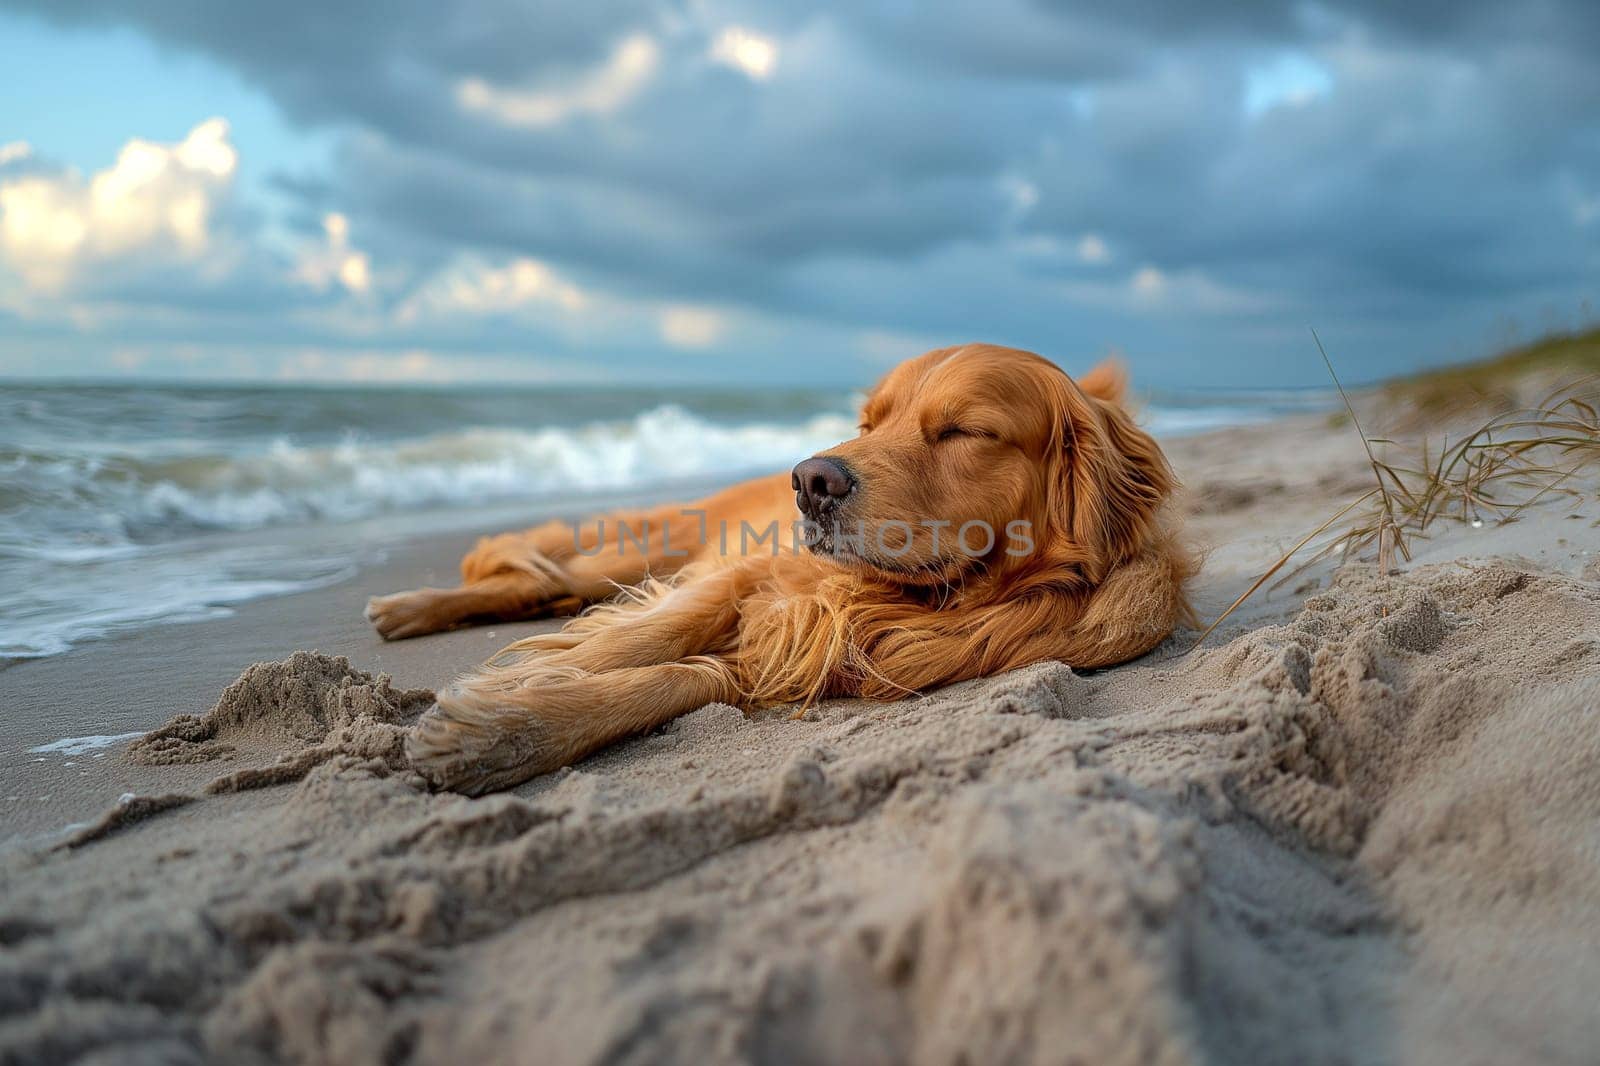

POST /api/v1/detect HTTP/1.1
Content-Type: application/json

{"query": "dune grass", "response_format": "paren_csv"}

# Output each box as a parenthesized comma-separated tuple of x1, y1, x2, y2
(1191, 329, 1600, 650)
(1382, 324, 1600, 418)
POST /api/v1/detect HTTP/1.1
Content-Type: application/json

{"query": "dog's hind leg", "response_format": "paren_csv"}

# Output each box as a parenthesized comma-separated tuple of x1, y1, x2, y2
(363, 570, 583, 640)
(364, 509, 691, 640)
(364, 519, 586, 639)
(366, 473, 794, 640)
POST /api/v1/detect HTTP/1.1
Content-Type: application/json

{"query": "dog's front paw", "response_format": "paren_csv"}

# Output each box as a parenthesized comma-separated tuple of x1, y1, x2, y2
(406, 693, 569, 795)
(365, 588, 453, 640)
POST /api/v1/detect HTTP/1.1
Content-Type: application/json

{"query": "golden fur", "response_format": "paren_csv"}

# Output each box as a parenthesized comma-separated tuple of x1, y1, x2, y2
(367, 345, 1194, 793)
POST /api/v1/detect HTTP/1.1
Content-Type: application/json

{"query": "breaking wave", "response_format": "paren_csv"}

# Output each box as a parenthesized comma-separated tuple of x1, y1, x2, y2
(1, 405, 858, 550)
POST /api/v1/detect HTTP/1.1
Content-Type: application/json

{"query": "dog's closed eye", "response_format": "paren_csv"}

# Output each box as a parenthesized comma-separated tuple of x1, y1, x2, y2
(935, 425, 995, 443)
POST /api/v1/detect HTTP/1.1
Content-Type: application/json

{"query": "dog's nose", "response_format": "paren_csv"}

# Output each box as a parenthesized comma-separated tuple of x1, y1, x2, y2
(791, 457, 855, 513)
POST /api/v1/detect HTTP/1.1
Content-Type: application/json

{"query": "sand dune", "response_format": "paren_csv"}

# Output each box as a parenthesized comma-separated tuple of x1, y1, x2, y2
(2, 407, 1598, 1065)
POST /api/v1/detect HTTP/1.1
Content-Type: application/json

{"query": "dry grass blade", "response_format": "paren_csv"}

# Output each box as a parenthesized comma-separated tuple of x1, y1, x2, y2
(1188, 490, 1377, 651)
(1190, 341, 1600, 654)
(1312, 328, 1410, 566)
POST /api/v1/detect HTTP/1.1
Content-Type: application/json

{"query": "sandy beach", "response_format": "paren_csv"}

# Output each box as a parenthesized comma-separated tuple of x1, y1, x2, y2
(3, 396, 1598, 1064)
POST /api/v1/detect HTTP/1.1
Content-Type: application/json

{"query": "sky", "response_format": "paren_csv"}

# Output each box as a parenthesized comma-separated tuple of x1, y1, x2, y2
(0, 0, 1596, 389)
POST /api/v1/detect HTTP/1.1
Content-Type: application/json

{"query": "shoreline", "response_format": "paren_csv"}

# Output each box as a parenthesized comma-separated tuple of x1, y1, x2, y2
(0, 519, 564, 848)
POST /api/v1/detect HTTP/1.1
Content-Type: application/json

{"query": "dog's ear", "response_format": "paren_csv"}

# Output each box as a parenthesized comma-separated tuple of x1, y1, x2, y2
(1046, 374, 1171, 580)
(1075, 358, 1127, 405)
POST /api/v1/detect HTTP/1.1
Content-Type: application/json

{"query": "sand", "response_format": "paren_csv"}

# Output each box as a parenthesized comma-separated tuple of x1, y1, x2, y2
(2, 407, 1599, 1065)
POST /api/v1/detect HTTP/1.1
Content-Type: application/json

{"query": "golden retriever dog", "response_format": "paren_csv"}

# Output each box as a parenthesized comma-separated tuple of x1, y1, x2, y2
(366, 344, 1193, 793)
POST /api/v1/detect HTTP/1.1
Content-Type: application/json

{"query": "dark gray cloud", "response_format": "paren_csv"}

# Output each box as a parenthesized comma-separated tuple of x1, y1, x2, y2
(1, 0, 1597, 384)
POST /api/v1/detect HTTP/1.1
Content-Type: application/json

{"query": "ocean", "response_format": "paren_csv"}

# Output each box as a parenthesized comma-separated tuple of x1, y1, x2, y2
(0, 379, 1331, 660)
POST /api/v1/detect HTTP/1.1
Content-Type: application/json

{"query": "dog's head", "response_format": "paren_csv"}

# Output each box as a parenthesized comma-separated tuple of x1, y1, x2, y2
(792, 344, 1172, 588)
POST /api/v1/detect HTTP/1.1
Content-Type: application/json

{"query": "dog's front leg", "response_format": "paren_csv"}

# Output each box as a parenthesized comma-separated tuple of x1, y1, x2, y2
(406, 564, 751, 794)
(406, 660, 740, 794)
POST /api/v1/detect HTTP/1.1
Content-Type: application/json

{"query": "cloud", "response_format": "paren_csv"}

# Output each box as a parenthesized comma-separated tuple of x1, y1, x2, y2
(457, 34, 658, 128)
(293, 212, 371, 294)
(854, 326, 948, 364)
(0, 141, 32, 167)
(274, 347, 447, 384)
(709, 27, 779, 80)
(1077, 234, 1111, 264)
(659, 304, 726, 349)
(1062, 265, 1278, 315)
(1574, 192, 1600, 227)
(0, 118, 236, 293)
(397, 255, 587, 322)
(5, 335, 598, 385)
